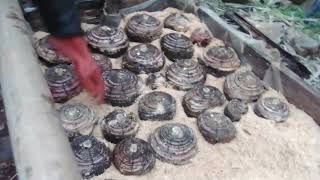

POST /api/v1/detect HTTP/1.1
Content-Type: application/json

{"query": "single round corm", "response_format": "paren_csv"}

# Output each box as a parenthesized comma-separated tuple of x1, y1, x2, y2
(71, 135, 112, 179)
(125, 14, 163, 43)
(59, 104, 98, 139)
(100, 109, 140, 143)
(149, 123, 198, 165)
(197, 110, 236, 144)
(113, 137, 156, 175)
(138, 91, 176, 121)
(102, 69, 142, 107)
(224, 69, 265, 102)
(201, 46, 240, 77)
(183, 85, 226, 117)
(164, 13, 190, 32)
(224, 99, 248, 122)
(87, 25, 129, 57)
(254, 97, 289, 122)
(161, 33, 194, 61)
(123, 44, 165, 74)
(166, 58, 206, 91)
(45, 64, 82, 103)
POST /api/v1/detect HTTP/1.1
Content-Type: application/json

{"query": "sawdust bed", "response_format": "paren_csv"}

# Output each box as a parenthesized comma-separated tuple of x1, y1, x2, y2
(35, 8, 320, 180)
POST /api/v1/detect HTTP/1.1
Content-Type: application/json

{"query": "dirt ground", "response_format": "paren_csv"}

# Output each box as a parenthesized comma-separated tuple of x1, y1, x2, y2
(37, 8, 320, 180)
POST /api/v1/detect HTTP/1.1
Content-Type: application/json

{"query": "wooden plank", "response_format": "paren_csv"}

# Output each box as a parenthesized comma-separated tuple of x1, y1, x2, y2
(280, 67, 320, 125)
(0, 1, 82, 179)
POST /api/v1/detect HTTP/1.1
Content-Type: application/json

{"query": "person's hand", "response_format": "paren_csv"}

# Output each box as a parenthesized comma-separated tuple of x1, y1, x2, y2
(48, 36, 105, 103)
(73, 56, 105, 104)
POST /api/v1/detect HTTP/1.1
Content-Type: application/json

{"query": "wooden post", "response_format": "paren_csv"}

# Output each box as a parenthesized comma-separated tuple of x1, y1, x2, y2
(0, 0, 82, 180)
